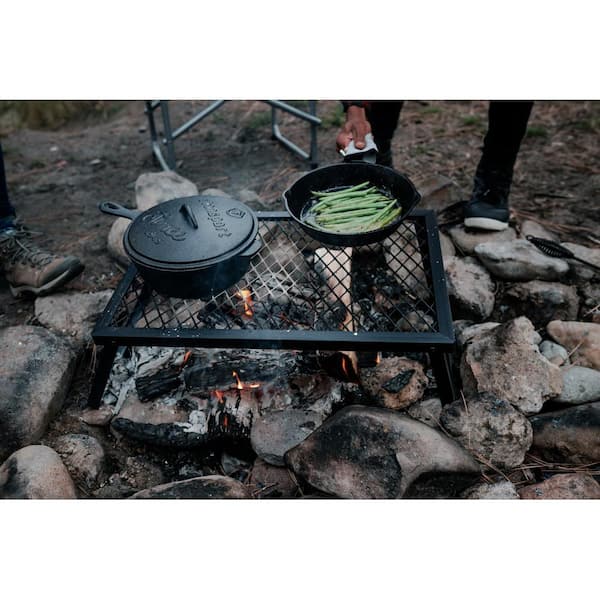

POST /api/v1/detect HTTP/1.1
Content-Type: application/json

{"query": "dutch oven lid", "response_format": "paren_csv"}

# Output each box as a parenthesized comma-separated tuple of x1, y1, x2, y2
(125, 195, 258, 269)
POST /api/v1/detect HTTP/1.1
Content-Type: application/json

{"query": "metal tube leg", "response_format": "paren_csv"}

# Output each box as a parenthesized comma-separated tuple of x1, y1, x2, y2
(159, 100, 177, 170)
(309, 100, 319, 169)
(429, 350, 457, 405)
(88, 343, 119, 408)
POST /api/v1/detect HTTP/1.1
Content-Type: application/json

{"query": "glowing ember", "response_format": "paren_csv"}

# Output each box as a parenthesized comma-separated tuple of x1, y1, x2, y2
(232, 370, 261, 390)
(235, 288, 254, 317)
(182, 350, 192, 365)
(376, 352, 382, 364)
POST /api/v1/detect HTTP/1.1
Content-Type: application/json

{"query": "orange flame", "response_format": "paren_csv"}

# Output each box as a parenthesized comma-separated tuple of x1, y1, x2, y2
(376, 352, 382, 365)
(182, 350, 192, 365)
(235, 288, 254, 317)
(232, 370, 261, 390)
(232, 371, 243, 390)
(215, 389, 224, 403)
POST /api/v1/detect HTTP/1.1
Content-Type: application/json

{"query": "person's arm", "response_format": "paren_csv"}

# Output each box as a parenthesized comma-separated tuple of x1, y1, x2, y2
(336, 101, 372, 152)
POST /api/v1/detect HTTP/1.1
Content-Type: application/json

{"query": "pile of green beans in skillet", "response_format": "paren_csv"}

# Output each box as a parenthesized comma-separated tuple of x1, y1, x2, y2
(303, 181, 401, 233)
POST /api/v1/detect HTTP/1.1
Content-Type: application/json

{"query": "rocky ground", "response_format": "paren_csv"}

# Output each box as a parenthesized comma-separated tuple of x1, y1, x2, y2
(0, 100, 599, 499)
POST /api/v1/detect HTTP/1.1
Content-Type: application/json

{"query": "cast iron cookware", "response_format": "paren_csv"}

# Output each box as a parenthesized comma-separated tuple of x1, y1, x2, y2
(283, 162, 421, 247)
(99, 195, 261, 299)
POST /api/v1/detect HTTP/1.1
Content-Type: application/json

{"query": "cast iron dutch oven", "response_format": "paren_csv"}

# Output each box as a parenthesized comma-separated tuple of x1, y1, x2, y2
(283, 162, 421, 247)
(99, 195, 261, 299)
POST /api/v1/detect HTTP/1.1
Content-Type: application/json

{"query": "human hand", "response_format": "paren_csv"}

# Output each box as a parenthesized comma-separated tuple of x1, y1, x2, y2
(336, 106, 372, 153)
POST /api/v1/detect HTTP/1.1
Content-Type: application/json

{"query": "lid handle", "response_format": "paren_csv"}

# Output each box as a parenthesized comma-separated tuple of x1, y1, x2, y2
(180, 203, 199, 229)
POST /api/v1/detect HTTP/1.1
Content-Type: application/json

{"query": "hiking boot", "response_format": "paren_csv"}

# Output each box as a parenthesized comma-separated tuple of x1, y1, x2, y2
(0, 224, 84, 297)
(463, 163, 513, 231)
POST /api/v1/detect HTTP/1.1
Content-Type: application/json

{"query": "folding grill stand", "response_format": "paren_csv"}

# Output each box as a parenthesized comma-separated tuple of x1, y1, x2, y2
(145, 100, 321, 171)
(90, 209, 457, 409)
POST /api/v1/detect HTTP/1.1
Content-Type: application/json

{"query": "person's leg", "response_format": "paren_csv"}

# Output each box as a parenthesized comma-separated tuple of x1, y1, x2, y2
(0, 142, 17, 230)
(0, 141, 84, 296)
(367, 101, 404, 167)
(464, 101, 533, 230)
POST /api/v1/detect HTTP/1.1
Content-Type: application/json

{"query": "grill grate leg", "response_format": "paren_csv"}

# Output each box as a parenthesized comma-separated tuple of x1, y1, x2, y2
(429, 349, 457, 405)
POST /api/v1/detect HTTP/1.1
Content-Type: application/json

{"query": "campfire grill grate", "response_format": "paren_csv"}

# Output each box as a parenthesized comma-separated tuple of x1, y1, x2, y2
(91, 209, 455, 405)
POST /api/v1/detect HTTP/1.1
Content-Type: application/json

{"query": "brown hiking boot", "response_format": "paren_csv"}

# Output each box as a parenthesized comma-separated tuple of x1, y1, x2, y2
(0, 224, 84, 297)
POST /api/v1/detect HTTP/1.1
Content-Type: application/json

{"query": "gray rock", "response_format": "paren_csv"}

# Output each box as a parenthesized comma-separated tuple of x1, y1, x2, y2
(407, 397, 443, 428)
(562, 242, 600, 282)
(474, 239, 570, 281)
(556, 366, 600, 405)
(131, 475, 251, 499)
(457, 322, 500, 346)
(461, 317, 563, 415)
(519, 473, 600, 499)
(237, 188, 264, 210)
(249, 458, 299, 498)
(53, 434, 106, 489)
(0, 445, 77, 499)
(546, 320, 600, 370)
(461, 480, 520, 499)
(417, 174, 464, 212)
(34, 290, 113, 346)
(251, 408, 324, 466)
(439, 232, 456, 265)
(285, 405, 481, 499)
(495, 280, 579, 328)
(199, 188, 231, 199)
(360, 356, 428, 410)
(518, 219, 559, 242)
(136, 171, 199, 211)
(0, 326, 77, 460)
(441, 393, 533, 469)
(579, 282, 600, 324)
(444, 256, 495, 322)
(79, 405, 115, 427)
(530, 401, 600, 463)
(448, 224, 516, 256)
(539, 340, 570, 366)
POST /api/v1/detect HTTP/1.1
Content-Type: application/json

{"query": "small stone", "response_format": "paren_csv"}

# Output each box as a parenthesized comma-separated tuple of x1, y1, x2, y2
(461, 480, 520, 499)
(80, 405, 115, 426)
(249, 458, 299, 498)
(519, 474, 600, 499)
(406, 397, 443, 428)
(200, 188, 232, 199)
(441, 393, 533, 469)
(556, 366, 600, 405)
(135, 171, 199, 211)
(89, 158, 102, 166)
(579, 282, 600, 324)
(547, 320, 600, 370)
(539, 340, 570, 366)
(53, 433, 106, 489)
(457, 322, 500, 346)
(360, 356, 428, 410)
(439, 232, 456, 264)
(0, 445, 77, 499)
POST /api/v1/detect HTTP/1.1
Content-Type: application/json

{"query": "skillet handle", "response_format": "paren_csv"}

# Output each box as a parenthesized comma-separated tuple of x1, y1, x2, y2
(98, 202, 141, 220)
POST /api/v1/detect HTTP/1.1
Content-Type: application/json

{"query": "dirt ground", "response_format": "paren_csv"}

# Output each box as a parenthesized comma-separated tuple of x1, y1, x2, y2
(0, 99, 598, 345)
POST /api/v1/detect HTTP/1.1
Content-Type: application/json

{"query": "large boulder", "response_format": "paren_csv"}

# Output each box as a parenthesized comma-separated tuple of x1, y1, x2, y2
(0, 326, 77, 460)
(448, 224, 516, 256)
(529, 402, 600, 463)
(0, 445, 77, 499)
(440, 393, 533, 469)
(285, 405, 481, 499)
(561, 242, 600, 282)
(461, 317, 563, 415)
(546, 321, 600, 370)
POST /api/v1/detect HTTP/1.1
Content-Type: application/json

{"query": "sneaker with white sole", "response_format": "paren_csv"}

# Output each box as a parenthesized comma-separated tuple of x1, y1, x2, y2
(0, 224, 84, 297)
(463, 164, 512, 231)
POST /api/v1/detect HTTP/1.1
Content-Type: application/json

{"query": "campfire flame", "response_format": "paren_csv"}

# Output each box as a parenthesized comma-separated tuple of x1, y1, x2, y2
(182, 350, 192, 365)
(235, 288, 254, 317)
(376, 352, 382, 365)
(232, 370, 260, 390)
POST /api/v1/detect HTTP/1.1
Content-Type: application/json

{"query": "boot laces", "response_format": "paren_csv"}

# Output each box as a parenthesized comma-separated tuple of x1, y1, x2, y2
(0, 225, 57, 268)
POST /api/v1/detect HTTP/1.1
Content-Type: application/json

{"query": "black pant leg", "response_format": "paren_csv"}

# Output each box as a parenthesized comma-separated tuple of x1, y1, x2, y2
(367, 101, 404, 149)
(481, 101, 534, 169)
(0, 142, 17, 220)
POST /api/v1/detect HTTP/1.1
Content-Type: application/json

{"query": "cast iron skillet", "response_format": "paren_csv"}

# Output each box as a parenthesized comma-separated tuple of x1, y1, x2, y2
(283, 162, 421, 247)
(99, 195, 261, 299)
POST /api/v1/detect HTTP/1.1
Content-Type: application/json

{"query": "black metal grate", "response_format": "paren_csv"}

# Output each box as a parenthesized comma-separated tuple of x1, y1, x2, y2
(93, 210, 453, 352)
